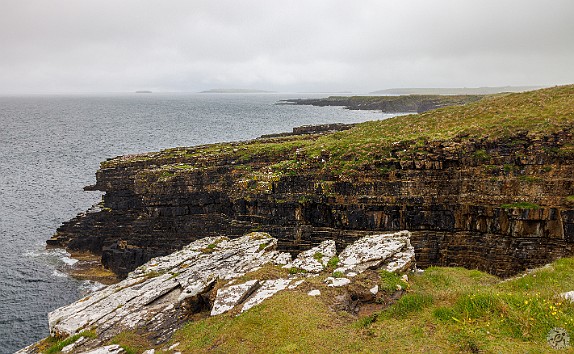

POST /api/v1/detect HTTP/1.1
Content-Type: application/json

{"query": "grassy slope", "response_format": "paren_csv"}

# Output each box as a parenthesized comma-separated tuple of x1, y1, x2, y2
(105, 85, 574, 177)
(305, 85, 574, 163)
(166, 258, 574, 353)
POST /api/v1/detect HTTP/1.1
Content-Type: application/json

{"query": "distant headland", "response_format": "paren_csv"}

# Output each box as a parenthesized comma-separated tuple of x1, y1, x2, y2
(135, 90, 152, 93)
(370, 86, 545, 95)
(199, 88, 276, 93)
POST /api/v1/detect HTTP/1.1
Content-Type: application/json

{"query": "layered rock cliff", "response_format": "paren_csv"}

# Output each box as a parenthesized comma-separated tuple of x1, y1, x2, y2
(48, 85, 574, 278)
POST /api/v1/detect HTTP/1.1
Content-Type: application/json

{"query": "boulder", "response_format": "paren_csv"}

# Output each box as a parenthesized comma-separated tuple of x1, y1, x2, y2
(241, 279, 292, 312)
(308, 289, 321, 296)
(288, 240, 337, 273)
(325, 277, 351, 287)
(211, 280, 259, 316)
(335, 231, 415, 275)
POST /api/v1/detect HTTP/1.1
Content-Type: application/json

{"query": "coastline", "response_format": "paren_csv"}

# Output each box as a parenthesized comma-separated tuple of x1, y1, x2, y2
(15, 84, 574, 353)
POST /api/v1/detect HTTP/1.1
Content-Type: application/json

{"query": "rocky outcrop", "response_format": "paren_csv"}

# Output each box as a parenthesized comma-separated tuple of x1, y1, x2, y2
(42, 233, 290, 352)
(23, 232, 414, 353)
(334, 230, 414, 275)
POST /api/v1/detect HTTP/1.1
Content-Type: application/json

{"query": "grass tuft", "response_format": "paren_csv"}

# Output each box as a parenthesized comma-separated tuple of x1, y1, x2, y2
(44, 330, 97, 354)
(378, 270, 408, 293)
(381, 293, 434, 319)
(500, 202, 540, 209)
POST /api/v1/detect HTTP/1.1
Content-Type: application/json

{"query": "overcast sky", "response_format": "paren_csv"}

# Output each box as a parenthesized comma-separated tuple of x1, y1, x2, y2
(1, 0, 573, 93)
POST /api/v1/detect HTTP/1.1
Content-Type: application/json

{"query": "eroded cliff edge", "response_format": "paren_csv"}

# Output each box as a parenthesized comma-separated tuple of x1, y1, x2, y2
(48, 86, 574, 278)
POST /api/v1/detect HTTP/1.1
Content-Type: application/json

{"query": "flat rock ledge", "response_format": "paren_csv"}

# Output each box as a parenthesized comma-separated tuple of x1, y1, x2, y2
(20, 231, 414, 353)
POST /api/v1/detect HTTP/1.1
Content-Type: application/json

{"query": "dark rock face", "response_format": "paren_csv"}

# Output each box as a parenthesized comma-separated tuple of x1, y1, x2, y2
(48, 130, 574, 278)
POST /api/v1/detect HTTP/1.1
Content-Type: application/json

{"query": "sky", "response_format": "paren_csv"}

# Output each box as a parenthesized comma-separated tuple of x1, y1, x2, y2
(1, 0, 573, 93)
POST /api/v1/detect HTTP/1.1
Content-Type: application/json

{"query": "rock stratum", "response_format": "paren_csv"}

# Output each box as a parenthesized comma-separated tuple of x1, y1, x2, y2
(22, 231, 414, 353)
(47, 85, 574, 280)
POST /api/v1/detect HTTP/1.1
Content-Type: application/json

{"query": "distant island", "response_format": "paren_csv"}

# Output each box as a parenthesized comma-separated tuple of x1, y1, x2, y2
(370, 86, 545, 95)
(135, 90, 152, 93)
(200, 88, 276, 93)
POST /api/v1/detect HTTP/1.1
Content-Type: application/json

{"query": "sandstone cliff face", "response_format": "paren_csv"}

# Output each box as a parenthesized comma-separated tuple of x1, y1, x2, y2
(48, 127, 574, 278)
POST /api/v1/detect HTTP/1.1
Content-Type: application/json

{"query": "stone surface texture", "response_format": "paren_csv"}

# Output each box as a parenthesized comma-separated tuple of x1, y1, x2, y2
(79, 345, 124, 354)
(561, 291, 574, 302)
(335, 230, 414, 275)
(47, 233, 290, 346)
(241, 279, 293, 312)
(211, 280, 259, 316)
(325, 277, 351, 287)
(288, 240, 337, 272)
(22, 231, 414, 353)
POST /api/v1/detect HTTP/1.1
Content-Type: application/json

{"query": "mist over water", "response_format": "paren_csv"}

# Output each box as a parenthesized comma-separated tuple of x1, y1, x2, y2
(0, 93, 395, 352)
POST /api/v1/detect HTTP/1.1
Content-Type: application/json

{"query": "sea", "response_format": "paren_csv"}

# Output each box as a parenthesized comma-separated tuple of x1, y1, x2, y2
(0, 93, 393, 352)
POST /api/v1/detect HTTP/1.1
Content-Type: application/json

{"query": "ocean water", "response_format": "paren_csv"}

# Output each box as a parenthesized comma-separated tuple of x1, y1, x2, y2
(0, 93, 391, 352)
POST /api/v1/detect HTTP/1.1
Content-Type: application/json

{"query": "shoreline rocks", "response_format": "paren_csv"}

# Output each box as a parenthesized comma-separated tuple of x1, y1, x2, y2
(23, 231, 414, 353)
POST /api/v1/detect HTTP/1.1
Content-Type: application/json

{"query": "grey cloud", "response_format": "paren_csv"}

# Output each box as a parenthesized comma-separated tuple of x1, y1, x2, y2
(1, 0, 573, 93)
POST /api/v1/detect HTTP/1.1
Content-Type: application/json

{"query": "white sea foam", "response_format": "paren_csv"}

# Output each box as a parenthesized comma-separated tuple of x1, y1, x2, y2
(79, 280, 107, 295)
(61, 256, 79, 266)
(52, 269, 68, 278)
(42, 248, 79, 266)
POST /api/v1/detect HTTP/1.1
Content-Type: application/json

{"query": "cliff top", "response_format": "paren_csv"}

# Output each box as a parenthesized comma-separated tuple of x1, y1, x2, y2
(102, 84, 574, 174)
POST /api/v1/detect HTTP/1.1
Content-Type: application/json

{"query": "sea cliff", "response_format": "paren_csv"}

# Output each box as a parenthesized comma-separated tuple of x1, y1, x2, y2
(47, 85, 574, 279)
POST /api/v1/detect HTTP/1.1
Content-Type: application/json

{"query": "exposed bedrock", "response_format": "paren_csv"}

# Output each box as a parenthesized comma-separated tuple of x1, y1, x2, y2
(48, 129, 574, 278)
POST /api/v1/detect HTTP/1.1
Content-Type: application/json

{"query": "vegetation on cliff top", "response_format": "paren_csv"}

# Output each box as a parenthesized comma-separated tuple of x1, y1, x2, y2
(305, 85, 574, 163)
(102, 85, 574, 171)
(107, 257, 574, 353)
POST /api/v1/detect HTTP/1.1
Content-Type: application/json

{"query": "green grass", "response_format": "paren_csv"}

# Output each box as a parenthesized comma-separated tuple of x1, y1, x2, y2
(378, 270, 408, 293)
(104, 85, 574, 176)
(43, 330, 96, 354)
(381, 293, 434, 319)
(472, 149, 490, 161)
(165, 257, 574, 353)
(326, 256, 339, 268)
(518, 175, 543, 183)
(500, 202, 540, 209)
(109, 331, 153, 354)
(332, 271, 345, 278)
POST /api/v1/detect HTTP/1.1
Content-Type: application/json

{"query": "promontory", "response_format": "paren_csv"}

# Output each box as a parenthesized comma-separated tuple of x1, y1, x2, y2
(28, 85, 574, 353)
